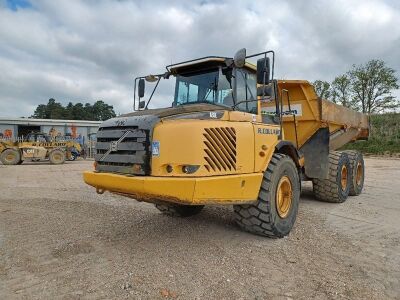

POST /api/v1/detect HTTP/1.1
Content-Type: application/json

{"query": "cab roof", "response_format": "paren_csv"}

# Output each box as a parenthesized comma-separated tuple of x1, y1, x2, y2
(167, 56, 256, 75)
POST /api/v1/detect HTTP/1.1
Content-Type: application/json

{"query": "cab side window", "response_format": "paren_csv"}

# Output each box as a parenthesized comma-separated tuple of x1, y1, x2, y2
(236, 69, 257, 114)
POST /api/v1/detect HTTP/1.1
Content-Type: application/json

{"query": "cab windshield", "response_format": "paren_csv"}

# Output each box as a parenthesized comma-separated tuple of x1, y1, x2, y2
(174, 66, 257, 113)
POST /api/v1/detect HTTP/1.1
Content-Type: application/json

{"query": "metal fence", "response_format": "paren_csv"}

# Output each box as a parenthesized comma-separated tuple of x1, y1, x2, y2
(85, 141, 96, 159)
(0, 136, 25, 143)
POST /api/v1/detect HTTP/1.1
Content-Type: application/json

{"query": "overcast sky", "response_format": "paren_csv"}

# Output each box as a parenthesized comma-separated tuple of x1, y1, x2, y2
(0, 0, 399, 117)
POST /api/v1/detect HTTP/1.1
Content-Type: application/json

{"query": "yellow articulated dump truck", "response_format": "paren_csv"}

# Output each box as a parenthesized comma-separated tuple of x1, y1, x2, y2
(0, 132, 82, 165)
(83, 49, 369, 238)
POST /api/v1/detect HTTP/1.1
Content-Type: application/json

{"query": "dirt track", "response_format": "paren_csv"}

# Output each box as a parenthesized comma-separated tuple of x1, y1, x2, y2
(0, 158, 399, 299)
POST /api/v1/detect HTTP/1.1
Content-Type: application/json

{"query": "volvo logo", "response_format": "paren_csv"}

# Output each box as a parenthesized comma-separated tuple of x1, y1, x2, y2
(110, 141, 118, 152)
(115, 119, 127, 126)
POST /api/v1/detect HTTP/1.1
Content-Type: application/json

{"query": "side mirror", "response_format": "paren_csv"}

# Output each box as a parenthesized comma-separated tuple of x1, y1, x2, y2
(139, 100, 146, 109)
(233, 48, 246, 68)
(138, 78, 145, 98)
(257, 57, 270, 85)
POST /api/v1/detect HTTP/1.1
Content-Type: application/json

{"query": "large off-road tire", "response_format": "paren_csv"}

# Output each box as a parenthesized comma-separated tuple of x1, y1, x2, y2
(49, 149, 66, 165)
(343, 150, 365, 196)
(313, 151, 351, 203)
(155, 203, 204, 217)
(233, 153, 300, 238)
(0, 149, 21, 165)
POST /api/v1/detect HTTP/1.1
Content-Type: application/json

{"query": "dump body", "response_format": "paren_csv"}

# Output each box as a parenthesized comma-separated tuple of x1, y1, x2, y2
(262, 80, 369, 150)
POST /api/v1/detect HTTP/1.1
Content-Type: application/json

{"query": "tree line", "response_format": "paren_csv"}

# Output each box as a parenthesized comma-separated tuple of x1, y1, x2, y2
(313, 59, 399, 114)
(32, 99, 116, 121)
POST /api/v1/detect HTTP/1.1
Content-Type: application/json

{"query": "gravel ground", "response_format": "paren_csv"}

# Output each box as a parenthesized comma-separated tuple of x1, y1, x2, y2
(0, 158, 399, 299)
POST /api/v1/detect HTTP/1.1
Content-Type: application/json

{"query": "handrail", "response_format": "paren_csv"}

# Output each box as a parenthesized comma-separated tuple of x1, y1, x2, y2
(282, 89, 299, 149)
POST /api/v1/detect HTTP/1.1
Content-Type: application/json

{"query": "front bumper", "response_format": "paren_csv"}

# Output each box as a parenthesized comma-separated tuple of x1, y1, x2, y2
(83, 171, 263, 205)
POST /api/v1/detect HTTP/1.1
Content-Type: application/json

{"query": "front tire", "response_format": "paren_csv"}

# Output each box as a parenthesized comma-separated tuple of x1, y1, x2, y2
(155, 203, 204, 217)
(0, 149, 21, 165)
(49, 149, 66, 164)
(234, 153, 300, 238)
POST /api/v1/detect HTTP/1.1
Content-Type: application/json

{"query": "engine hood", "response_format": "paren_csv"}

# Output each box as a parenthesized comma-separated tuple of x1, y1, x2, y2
(99, 103, 229, 130)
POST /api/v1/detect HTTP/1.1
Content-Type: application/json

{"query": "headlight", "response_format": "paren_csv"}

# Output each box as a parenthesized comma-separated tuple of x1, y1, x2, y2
(182, 165, 200, 174)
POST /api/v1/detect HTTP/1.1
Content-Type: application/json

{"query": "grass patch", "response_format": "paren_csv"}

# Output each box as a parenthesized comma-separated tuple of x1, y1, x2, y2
(340, 113, 400, 154)
(341, 139, 400, 154)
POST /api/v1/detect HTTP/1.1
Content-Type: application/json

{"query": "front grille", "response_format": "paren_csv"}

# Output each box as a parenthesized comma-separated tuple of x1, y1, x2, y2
(203, 127, 237, 172)
(95, 126, 150, 175)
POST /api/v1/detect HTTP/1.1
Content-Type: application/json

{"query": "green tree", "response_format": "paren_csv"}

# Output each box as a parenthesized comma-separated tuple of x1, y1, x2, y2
(46, 98, 66, 119)
(31, 99, 116, 121)
(32, 104, 47, 119)
(64, 102, 74, 119)
(92, 100, 116, 121)
(71, 103, 87, 120)
(331, 75, 352, 108)
(84, 103, 93, 120)
(32, 98, 65, 119)
(348, 59, 399, 114)
(313, 80, 331, 99)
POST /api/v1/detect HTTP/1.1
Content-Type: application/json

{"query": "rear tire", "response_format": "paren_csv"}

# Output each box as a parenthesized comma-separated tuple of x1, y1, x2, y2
(343, 150, 364, 196)
(0, 149, 21, 165)
(233, 153, 300, 238)
(49, 149, 66, 164)
(155, 203, 204, 217)
(313, 151, 351, 203)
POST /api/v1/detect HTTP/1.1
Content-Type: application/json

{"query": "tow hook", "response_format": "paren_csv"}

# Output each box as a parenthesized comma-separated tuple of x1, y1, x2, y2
(96, 188, 105, 194)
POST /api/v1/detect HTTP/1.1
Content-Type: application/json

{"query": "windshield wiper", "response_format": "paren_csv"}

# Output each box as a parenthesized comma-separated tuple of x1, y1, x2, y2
(200, 79, 218, 103)
(239, 70, 255, 100)
(178, 101, 231, 109)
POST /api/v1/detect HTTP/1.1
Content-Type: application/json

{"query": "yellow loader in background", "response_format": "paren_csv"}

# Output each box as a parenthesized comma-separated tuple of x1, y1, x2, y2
(0, 132, 82, 165)
(83, 49, 368, 238)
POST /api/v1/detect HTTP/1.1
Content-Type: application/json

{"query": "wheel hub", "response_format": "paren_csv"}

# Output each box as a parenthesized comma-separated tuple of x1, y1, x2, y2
(341, 165, 348, 190)
(276, 176, 293, 218)
(356, 162, 363, 186)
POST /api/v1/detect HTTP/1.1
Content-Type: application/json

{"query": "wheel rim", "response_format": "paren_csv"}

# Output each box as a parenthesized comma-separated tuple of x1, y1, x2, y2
(53, 153, 62, 161)
(341, 165, 348, 190)
(276, 176, 293, 218)
(356, 162, 363, 186)
(6, 153, 15, 162)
